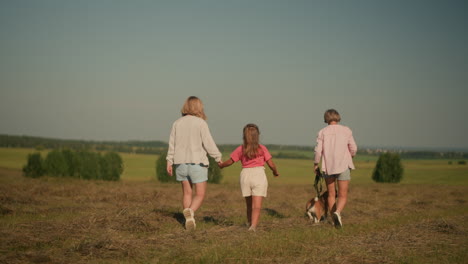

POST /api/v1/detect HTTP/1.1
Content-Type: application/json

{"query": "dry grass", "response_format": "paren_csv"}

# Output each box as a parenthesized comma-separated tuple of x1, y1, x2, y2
(1, 167, 467, 264)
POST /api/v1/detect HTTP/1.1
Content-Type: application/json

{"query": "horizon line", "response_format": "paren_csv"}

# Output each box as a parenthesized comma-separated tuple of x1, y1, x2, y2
(1, 133, 467, 153)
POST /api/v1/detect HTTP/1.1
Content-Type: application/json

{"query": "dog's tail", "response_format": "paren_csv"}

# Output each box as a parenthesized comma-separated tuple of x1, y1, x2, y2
(306, 197, 319, 211)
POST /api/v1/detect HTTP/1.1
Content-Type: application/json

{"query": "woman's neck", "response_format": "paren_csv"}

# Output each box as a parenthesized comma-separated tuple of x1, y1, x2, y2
(328, 121, 338, 125)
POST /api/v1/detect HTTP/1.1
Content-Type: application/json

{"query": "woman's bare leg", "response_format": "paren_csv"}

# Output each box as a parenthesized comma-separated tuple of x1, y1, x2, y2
(181, 180, 193, 209)
(335, 180, 349, 214)
(325, 177, 337, 213)
(189, 181, 207, 212)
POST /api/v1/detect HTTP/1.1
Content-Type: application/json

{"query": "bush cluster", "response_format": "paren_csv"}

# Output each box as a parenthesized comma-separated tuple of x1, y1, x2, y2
(372, 152, 404, 183)
(23, 149, 123, 181)
(156, 155, 222, 184)
(448, 160, 466, 165)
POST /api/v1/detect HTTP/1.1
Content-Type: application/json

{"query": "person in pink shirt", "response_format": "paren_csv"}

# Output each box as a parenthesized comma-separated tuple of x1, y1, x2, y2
(219, 124, 279, 231)
(314, 109, 357, 228)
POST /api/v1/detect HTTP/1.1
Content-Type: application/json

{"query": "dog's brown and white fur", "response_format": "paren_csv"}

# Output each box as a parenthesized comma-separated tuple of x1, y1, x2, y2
(306, 191, 329, 223)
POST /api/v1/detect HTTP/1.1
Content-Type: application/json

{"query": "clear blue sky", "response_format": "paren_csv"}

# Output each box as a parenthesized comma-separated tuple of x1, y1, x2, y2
(1, 0, 467, 150)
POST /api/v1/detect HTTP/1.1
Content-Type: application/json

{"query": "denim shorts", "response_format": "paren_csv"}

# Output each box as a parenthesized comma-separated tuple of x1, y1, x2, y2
(175, 163, 208, 183)
(323, 169, 351, 181)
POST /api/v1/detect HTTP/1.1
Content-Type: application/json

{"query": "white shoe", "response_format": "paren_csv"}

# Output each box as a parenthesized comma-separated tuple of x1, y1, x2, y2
(333, 212, 342, 228)
(183, 208, 196, 231)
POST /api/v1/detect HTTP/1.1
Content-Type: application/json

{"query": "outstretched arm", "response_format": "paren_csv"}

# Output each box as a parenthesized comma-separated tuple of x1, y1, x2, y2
(266, 159, 279, 177)
(218, 158, 235, 169)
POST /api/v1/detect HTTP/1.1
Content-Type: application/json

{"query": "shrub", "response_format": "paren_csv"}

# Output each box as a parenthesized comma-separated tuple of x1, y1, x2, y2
(23, 149, 123, 181)
(458, 160, 466, 165)
(61, 149, 78, 177)
(207, 156, 223, 184)
(76, 151, 101, 180)
(100, 152, 123, 181)
(44, 150, 68, 177)
(372, 152, 404, 183)
(23, 153, 45, 178)
(156, 155, 223, 184)
(156, 154, 176, 183)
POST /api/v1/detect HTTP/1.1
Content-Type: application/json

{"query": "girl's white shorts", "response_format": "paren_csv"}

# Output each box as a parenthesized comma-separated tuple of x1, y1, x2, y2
(240, 166, 268, 197)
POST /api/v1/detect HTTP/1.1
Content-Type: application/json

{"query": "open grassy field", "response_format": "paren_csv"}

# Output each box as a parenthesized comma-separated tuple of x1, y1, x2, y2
(1, 147, 467, 263)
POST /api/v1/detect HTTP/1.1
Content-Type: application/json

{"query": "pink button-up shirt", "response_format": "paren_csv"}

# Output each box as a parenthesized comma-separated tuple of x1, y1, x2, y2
(314, 124, 357, 175)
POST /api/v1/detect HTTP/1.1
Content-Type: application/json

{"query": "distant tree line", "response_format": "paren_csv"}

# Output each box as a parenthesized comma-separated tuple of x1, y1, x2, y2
(0, 134, 167, 155)
(273, 152, 310, 160)
(218, 144, 315, 154)
(23, 149, 123, 181)
(397, 151, 468, 159)
(2, 134, 467, 160)
(357, 149, 468, 159)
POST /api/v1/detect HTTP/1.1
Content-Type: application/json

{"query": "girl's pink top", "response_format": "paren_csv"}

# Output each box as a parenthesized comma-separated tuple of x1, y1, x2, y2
(314, 124, 357, 175)
(230, 144, 272, 168)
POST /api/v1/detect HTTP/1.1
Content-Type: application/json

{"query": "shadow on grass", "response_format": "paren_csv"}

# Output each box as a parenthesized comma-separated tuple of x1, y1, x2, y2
(263, 208, 286, 218)
(172, 212, 185, 225)
(153, 208, 185, 226)
(202, 216, 235, 226)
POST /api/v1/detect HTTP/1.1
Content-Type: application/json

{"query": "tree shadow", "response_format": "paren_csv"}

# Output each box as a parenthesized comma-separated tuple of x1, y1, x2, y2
(263, 208, 286, 218)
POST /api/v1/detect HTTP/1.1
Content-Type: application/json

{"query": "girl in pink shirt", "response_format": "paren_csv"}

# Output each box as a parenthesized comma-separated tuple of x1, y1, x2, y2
(314, 109, 357, 228)
(219, 124, 279, 231)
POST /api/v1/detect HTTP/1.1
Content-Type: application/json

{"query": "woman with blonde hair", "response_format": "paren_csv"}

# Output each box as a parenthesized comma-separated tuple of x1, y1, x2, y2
(219, 124, 279, 231)
(166, 96, 222, 231)
(314, 109, 357, 228)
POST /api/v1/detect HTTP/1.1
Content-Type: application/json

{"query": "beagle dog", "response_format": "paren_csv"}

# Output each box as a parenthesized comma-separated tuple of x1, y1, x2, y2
(306, 191, 329, 223)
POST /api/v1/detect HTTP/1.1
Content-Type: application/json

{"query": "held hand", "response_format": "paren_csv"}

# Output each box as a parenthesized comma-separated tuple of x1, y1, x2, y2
(314, 164, 319, 174)
(217, 161, 223, 169)
(167, 163, 173, 176)
(273, 171, 279, 177)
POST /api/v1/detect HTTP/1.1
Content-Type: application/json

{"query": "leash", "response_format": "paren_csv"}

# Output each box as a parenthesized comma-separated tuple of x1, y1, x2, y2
(314, 168, 339, 198)
(313, 168, 324, 197)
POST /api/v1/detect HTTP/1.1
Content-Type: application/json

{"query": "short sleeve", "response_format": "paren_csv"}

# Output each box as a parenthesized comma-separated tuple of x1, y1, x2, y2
(230, 146, 243, 162)
(261, 145, 272, 161)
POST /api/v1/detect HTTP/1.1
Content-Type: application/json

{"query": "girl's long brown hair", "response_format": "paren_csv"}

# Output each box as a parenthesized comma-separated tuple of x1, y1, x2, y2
(242, 124, 262, 159)
(181, 96, 207, 120)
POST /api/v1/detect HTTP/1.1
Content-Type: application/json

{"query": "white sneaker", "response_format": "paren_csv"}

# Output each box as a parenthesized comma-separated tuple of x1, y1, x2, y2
(333, 212, 342, 228)
(183, 208, 196, 231)
(248, 226, 256, 232)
